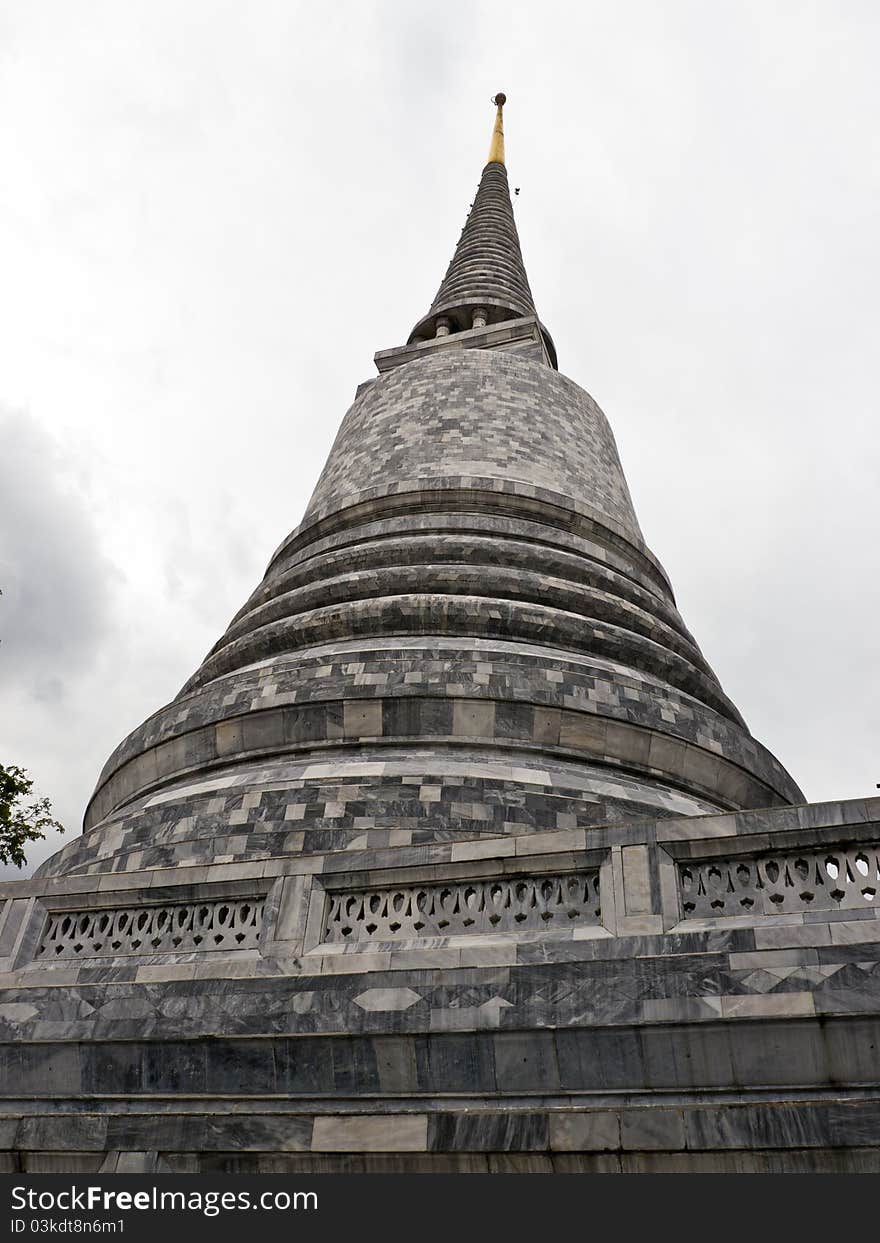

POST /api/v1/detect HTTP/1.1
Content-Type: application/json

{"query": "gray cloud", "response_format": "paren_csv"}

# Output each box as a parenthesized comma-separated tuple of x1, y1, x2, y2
(0, 408, 116, 695)
(0, 407, 118, 877)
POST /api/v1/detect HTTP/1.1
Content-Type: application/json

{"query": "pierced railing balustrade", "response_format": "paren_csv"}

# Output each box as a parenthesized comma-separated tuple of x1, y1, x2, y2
(323, 870, 601, 943)
(37, 898, 264, 959)
(680, 845, 880, 918)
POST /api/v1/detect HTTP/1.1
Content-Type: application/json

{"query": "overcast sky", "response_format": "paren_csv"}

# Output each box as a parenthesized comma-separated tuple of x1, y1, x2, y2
(1, 1, 878, 879)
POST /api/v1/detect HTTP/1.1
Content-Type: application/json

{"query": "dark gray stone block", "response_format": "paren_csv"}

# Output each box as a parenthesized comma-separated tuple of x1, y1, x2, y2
(429, 1112, 548, 1152)
(493, 1030, 561, 1092)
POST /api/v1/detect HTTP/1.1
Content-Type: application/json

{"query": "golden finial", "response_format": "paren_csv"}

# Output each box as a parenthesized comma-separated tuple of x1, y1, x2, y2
(488, 92, 506, 166)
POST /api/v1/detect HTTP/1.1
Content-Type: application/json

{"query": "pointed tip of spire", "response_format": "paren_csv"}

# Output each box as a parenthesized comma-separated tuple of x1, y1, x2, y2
(488, 92, 506, 166)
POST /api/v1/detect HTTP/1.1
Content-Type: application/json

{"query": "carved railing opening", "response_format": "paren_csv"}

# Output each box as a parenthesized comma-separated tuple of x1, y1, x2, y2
(37, 898, 264, 960)
(680, 846, 880, 918)
(323, 871, 601, 943)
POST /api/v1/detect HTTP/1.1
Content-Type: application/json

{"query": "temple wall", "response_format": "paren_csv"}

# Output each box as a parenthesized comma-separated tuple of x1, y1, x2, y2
(4, 795, 880, 1172)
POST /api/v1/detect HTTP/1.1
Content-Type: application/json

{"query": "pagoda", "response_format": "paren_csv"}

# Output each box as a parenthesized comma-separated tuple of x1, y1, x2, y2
(1, 97, 878, 1174)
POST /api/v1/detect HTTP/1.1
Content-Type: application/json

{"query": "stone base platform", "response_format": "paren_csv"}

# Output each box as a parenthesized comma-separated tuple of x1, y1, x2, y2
(2, 795, 879, 1173)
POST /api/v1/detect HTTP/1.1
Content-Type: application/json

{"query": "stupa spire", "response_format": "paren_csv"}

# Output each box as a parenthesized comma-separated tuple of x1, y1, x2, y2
(408, 93, 557, 367)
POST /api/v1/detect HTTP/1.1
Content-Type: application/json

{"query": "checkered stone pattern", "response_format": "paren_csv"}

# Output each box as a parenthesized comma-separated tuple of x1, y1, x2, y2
(303, 350, 643, 538)
(92, 640, 797, 809)
(40, 750, 721, 878)
(74, 662, 798, 864)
